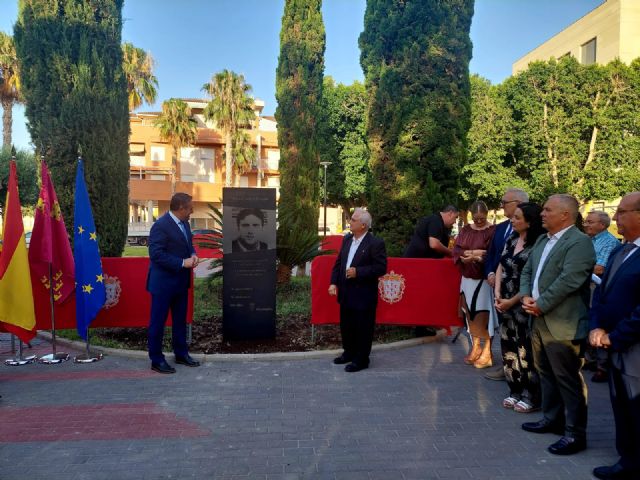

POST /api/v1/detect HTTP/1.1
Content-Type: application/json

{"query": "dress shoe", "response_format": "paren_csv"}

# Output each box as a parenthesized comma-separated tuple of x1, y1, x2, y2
(547, 436, 586, 455)
(591, 369, 608, 383)
(151, 360, 176, 374)
(593, 463, 639, 479)
(333, 354, 351, 365)
(484, 365, 506, 381)
(175, 354, 200, 367)
(521, 419, 565, 435)
(344, 362, 368, 372)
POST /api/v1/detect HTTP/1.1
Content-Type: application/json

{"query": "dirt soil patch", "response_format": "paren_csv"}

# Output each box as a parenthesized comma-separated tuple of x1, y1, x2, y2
(89, 315, 418, 354)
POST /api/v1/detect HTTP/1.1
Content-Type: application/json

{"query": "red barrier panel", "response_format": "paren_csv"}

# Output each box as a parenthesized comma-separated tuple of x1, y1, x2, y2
(320, 235, 343, 253)
(311, 255, 462, 329)
(33, 257, 193, 330)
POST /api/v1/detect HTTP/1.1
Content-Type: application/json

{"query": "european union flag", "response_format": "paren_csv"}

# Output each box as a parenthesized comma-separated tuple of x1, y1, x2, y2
(74, 159, 106, 340)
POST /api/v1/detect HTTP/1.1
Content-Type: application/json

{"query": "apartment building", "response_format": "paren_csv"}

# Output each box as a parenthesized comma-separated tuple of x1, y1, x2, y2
(513, 0, 640, 75)
(128, 99, 280, 231)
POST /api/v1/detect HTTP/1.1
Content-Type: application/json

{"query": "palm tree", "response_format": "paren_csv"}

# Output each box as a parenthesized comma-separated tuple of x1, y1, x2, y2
(0, 32, 22, 148)
(122, 42, 158, 111)
(154, 99, 197, 194)
(201, 70, 255, 187)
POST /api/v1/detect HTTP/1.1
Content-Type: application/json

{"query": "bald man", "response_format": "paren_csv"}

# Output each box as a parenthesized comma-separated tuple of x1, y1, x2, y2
(519, 194, 595, 456)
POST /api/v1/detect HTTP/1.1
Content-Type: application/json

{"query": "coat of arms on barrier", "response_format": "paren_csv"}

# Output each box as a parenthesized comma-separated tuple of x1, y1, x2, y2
(378, 271, 405, 304)
(103, 274, 122, 309)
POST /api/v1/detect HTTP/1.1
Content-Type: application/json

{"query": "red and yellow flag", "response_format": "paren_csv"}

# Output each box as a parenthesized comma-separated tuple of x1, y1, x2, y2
(0, 161, 37, 343)
(28, 161, 75, 304)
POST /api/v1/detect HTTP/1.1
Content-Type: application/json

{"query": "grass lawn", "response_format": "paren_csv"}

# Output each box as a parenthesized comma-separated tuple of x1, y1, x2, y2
(123, 245, 148, 257)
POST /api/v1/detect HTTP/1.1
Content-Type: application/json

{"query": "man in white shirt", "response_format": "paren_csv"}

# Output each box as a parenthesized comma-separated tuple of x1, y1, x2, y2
(328, 208, 387, 372)
(519, 194, 595, 455)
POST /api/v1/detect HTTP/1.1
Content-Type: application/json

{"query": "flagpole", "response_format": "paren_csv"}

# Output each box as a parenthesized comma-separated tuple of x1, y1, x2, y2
(38, 264, 69, 364)
(73, 329, 103, 363)
(4, 340, 38, 366)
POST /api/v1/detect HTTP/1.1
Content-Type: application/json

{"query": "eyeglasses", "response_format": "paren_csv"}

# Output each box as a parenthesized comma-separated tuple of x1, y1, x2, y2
(615, 208, 640, 215)
(500, 200, 518, 206)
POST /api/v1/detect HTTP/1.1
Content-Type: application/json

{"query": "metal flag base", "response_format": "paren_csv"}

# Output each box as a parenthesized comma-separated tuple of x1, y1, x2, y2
(5, 355, 38, 366)
(38, 352, 70, 364)
(74, 352, 103, 363)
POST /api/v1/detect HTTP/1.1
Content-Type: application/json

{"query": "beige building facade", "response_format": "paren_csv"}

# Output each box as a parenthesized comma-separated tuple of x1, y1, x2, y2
(513, 0, 640, 75)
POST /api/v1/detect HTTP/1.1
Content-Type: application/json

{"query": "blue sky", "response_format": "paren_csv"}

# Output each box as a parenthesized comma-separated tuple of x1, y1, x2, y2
(1, 0, 604, 151)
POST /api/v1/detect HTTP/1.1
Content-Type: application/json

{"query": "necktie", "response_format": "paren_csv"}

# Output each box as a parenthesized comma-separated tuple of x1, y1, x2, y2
(606, 243, 637, 287)
(178, 222, 188, 242)
(504, 223, 512, 239)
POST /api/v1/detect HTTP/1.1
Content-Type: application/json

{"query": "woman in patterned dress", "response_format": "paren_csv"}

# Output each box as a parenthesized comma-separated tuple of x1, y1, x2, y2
(453, 201, 496, 368)
(494, 202, 546, 413)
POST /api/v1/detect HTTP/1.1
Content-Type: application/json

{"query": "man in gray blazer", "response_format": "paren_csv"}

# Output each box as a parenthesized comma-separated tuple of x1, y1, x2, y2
(519, 194, 595, 455)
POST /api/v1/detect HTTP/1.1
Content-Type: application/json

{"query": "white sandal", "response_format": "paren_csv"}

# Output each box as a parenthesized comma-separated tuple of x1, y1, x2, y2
(502, 396, 519, 409)
(514, 399, 540, 413)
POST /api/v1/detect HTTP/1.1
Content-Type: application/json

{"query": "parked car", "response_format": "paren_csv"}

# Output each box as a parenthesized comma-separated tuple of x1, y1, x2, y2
(25, 231, 32, 247)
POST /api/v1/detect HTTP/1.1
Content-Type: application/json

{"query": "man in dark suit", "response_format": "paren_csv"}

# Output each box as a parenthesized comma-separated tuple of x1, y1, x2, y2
(147, 192, 200, 374)
(329, 208, 387, 372)
(590, 192, 640, 480)
(484, 188, 529, 381)
(519, 194, 595, 455)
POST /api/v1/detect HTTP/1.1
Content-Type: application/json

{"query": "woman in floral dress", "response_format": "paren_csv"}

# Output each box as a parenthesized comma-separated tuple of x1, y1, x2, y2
(494, 202, 546, 413)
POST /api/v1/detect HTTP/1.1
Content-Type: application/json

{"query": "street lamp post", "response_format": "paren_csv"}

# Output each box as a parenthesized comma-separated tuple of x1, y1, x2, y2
(319, 161, 332, 237)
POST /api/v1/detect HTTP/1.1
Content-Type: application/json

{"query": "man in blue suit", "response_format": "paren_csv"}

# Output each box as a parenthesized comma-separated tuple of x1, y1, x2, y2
(147, 192, 200, 374)
(329, 208, 387, 372)
(484, 187, 529, 381)
(590, 192, 640, 480)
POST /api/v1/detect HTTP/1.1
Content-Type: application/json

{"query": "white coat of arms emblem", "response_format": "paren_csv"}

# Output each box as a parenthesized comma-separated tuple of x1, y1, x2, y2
(103, 274, 122, 309)
(378, 271, 405, 304)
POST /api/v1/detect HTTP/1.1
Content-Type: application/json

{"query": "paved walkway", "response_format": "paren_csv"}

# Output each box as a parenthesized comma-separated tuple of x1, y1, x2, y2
(0, 332, 616, 479)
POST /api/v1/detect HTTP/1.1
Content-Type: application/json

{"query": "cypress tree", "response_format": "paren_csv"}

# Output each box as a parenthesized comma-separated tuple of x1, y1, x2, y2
(14, 0, 130, 256)
(359, 0, 474, 256)
(275, 0, 326, 266)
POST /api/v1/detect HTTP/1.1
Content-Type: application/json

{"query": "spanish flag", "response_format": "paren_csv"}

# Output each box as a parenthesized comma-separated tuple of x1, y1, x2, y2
(0, 160, 37, 343)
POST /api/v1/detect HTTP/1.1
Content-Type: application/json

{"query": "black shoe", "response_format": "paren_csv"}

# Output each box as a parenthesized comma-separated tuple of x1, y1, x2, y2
(344, 362, 367, 373)
(521, 419, 565, 435)
(547, 436, 586, 455)
(333, 355, 351, 365)
(151, 360, 176, 374)
(591, 369, 608, 383)
(593, 463, 639, 479)
(175, 354, 200, 367)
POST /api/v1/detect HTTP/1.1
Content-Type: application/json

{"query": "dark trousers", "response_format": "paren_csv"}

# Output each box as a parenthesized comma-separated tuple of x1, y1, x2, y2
(609, 361, 640, 469)
(339, 305, 376, 367)
(148, 289, 188, 363)
(531, 317, 588, 439)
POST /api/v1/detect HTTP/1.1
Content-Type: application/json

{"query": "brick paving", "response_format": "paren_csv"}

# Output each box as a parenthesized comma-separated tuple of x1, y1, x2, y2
(0, 332, 616, 479)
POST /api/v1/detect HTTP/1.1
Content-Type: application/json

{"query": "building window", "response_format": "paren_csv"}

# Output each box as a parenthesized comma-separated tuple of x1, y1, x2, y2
(130, 155, 145, 167)
(150, 146, 165, 163)
(266, 149, 280, 170)
(581, 38, 596, 65)
(179, 147, 215, 183)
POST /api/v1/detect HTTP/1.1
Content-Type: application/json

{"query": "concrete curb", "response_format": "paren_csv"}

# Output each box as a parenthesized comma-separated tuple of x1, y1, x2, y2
(37, 330, 447, 362)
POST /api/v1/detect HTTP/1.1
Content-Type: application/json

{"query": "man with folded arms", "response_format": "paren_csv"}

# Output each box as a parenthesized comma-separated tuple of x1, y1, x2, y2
(519, 194, 595, 455)
(589, 192, 640, 480)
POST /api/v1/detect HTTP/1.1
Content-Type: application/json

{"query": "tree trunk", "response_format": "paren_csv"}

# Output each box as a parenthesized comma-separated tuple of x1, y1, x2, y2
(170, 146, 177, 195)
(2, 99, 12, 148)
(543, 103, 559, 188)
(225, 131, 232, 187)
(276, 263, 292, 284)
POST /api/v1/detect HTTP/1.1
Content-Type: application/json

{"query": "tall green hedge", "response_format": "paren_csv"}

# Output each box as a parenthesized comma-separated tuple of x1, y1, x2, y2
(14, 0, 129, 256)
(275, 0, 326, 241)
(359, 0, 474, 255)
